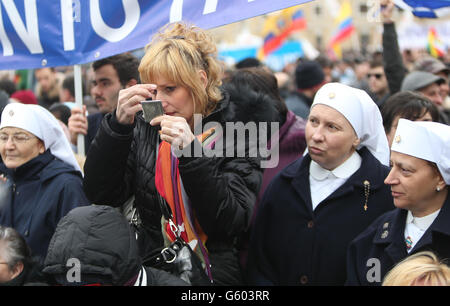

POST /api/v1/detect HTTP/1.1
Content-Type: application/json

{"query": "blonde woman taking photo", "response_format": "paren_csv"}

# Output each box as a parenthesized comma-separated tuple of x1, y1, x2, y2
(83, 22, 278, 285)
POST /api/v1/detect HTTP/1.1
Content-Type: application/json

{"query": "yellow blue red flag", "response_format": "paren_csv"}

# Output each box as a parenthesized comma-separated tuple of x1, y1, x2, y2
(258, 6, 306, 59)
(327, 1, 354, 59)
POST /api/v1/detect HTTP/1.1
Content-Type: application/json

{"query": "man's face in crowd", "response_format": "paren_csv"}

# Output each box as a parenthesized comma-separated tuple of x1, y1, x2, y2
(91, 64, 123, 114)
(419, 83, 443, 109)
(436, 71, 449, 100)
(35, 68, 56, 93)
(367, 66, 388, 96)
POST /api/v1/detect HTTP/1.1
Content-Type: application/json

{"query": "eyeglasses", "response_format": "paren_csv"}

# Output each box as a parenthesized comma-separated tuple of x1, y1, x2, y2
(0, 133, 36, 144)
(367, 73, 384, 80)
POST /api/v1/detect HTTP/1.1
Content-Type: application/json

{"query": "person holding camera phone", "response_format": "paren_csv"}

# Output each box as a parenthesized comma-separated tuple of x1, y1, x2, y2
(82, 22, 279, 285)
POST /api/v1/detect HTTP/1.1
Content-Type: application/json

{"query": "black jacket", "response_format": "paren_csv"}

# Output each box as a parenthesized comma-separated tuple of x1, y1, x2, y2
(43, 205, 188, 286)
(83, 88, 278, 285)
(346, 193, 450, 286)
(246, 148, 395, 285)
(85, 112, 105, 154)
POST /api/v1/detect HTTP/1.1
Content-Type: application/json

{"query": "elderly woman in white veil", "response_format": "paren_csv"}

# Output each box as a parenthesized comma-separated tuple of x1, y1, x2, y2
(246, 83, 395, 285)
(0, 103, 89, 262)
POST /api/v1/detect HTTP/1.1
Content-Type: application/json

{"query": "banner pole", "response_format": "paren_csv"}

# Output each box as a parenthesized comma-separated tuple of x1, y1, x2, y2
(74, 64, 85, 157)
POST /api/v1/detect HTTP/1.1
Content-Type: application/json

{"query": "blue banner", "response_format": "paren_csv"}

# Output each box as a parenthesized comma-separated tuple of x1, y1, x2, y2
(395, 0, 450, 18)
(0, 0, 312, 70)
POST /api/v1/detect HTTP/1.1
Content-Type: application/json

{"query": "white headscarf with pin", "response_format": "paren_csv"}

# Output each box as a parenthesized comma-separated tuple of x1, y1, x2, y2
(310, 82, 390, 166)
(391, 118, 450, 185)
(0, 103, 82, 173)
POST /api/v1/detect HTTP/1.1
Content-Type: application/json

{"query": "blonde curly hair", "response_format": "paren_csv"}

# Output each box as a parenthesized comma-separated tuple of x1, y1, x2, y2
(139, 22, 223, 117)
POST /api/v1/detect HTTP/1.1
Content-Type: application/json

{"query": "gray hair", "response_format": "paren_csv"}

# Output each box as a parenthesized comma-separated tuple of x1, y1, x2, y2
(0, 226, 31, 270)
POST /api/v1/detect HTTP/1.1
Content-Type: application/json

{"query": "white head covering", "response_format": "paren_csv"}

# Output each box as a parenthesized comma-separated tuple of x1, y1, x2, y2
(0, 103, 82, 173)
(311, 82, 390, 166)
(391, 118, 450, 184)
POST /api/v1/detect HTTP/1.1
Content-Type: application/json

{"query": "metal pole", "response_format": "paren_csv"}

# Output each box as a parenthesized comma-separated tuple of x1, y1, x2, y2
(74, 64, 85, 156)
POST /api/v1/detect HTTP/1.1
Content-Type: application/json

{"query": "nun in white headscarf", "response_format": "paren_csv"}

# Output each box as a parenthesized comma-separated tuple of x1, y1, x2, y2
(0, 103, 89, 262)
(347, 118, 450, 286)
(246, 83, 395, 286)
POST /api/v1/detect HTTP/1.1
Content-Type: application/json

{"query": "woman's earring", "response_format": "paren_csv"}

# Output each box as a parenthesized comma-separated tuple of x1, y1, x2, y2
(436, 186, 441, 192)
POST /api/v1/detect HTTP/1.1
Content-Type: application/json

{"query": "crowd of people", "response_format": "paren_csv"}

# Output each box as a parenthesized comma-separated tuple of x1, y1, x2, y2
(0, 0, 449, 287)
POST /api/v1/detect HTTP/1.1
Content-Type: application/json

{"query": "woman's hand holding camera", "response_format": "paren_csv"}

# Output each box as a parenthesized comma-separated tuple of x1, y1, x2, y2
(116, 84, 156, 125)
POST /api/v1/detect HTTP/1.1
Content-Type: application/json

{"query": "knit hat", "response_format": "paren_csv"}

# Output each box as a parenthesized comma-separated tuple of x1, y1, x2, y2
(10, 90, 38, 105)
(295, 61, 325, 90)
(235, 57, 262, 69)
(391, 118, 450, 184)
(401, 71, 444, 92)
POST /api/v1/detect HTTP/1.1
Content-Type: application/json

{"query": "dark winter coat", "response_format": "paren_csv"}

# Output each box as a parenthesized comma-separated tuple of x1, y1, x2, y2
(82, 88, 278, 285)
(246, 148, 395, 285)
(0, 150, 89, 262)
(346, 193, 450, 286)
(43, 205, 188, 286)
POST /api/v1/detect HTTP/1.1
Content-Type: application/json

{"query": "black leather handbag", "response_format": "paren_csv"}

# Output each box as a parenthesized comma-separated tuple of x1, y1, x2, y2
(143, 236, 211, 286)
(142, 194, 212, 286)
